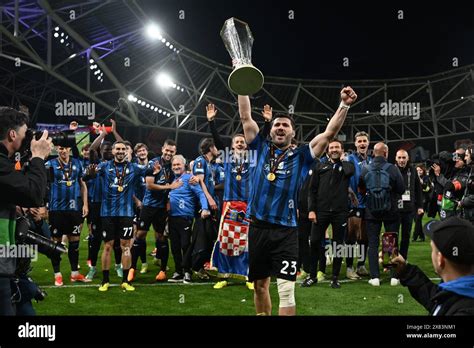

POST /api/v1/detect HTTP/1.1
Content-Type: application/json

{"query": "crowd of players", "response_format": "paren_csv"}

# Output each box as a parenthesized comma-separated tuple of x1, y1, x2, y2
(8, 84, 474, 315)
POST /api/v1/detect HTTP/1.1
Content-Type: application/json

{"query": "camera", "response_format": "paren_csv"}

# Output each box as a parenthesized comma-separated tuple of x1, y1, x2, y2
(16, 215, 67, 257)
(425, 151, 456, 178)
(26, 128, 76, 147)
(20, 129, 77, 159)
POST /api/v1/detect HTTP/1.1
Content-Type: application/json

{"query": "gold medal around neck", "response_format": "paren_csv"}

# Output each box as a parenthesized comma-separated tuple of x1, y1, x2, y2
(66, 181, 72, 187)
(267, 173, 276, 182)
(118, 186, 124, 192)
(236, 174, 242, 181)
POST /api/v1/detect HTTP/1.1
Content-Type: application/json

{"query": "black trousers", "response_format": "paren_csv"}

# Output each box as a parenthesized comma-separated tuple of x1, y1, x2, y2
(0, 278, 14, 315)
(309, 211, 347, 280)
(168, 216, 193, 274)
(395, 211, 414, 260)
(297, 216, 312, 274)
(366, 218, 399, 279)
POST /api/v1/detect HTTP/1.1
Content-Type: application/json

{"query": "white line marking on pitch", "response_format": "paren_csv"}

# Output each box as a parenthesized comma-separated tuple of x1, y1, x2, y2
(40, 277, 441, 289)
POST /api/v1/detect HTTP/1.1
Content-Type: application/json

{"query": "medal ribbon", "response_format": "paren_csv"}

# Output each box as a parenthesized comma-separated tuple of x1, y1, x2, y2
(58, 158, 73, 181)
(268, 144, 290, 175)
(114, 161, 128, 187)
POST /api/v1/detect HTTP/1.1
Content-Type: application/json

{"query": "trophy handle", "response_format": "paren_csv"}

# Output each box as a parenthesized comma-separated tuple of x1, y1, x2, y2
(228, 64, 264, 95)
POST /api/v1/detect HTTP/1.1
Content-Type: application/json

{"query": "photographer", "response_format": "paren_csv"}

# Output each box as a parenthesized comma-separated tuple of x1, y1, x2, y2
(458, 146, 474, 224)
(432, 148, 470, 220)
(0, 106, 51, 315)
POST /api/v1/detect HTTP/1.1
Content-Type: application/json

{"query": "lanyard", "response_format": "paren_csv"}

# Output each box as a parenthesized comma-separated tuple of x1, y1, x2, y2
(58, 158, 72, 180)
(268, 144, 290, 174)
(114, 161, 128, 187)
(160, 158, 170, 182)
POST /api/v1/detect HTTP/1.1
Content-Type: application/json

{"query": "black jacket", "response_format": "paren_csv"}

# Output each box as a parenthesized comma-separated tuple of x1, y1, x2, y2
(396, 164, 423, 213)
(308, 159, 355, 213)
(359, 156, 405, 221)
(298, 160, 319, 215)
(398, 264, 474, 316)
(0, 143, 47, 277)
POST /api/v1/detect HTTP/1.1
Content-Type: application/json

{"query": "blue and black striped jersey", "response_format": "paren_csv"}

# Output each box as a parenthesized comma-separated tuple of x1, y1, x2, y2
(45, 158, 84, 211)
(247, 133, 314, 227)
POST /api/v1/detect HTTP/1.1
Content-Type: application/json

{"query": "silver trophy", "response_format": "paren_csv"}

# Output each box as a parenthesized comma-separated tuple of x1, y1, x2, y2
(220, 18, 264, 95)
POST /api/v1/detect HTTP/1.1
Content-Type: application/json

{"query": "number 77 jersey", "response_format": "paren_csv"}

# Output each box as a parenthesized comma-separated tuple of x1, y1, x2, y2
(97, 160, 146, 217)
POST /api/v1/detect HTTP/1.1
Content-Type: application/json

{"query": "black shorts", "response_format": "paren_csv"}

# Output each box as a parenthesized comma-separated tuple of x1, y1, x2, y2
(133, 206, 143, 226)
(101, 217, 134, 241)
(88, 202, 102, 237)
(248, 218, 298, 282)
(49, 210, 83, 238)
(137, 206, 167, 233)
(349, 207, 365, 219)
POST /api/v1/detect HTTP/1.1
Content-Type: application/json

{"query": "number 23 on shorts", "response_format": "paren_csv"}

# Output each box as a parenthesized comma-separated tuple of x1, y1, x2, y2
(280, 260, 297, 275)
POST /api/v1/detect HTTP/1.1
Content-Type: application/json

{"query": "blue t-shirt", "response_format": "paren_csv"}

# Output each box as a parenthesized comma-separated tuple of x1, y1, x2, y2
(169, 173, 209, 219)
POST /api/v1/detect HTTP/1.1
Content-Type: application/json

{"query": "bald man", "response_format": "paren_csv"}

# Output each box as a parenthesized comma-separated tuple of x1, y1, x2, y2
(358, 142, 405, 286)
(395, 149, 423, 269)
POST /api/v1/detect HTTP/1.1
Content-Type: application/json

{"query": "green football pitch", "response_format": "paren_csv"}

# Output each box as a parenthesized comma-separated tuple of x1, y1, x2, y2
(29, 218, 437, 316)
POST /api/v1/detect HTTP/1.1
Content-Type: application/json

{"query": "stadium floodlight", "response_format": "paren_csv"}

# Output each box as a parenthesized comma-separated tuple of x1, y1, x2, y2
(146, 23, 162, 40)
(128, 95, 135, 102)
(54, 26, 59, 31)
(156, 73, 174, 88)
(89, 59, 94, 64)
(69, 53, 77, 59)
(61, 32, 64, 37)
(60, 39, 64, 44)
(161, 38, 166, 43)
(166, 112, 171, 117)
(54, 32, 59, 38)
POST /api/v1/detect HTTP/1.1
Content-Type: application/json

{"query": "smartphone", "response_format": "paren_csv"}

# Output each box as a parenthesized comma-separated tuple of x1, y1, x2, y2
(381, 232, 399, 268)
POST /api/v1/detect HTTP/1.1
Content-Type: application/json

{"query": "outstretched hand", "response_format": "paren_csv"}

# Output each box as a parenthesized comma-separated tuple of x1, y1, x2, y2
(206, 103, 217, 121)
(261, 104, 272, 122)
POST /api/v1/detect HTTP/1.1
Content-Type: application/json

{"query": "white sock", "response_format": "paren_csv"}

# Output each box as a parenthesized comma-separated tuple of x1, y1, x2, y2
(54, 272, 62, 277)
(71, 271, 78, 276)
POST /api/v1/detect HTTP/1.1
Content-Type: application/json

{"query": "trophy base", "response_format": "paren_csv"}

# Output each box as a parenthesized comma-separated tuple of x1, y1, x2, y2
(228, 64, 264, 95)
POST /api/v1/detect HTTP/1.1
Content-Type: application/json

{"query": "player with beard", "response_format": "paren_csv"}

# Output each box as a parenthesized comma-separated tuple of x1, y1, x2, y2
(304, 140, 356, 288)
(346, 131, 372, 279)
(88, 141, 146, 291)
(132, 140, 178, 282)
(239, 86, 357, 315)
(84, 125, 124, 280)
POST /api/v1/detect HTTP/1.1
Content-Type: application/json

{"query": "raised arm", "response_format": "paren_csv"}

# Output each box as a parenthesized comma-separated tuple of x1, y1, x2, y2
(89, 124, 107, 153)
(309, 86, 358, 157)
(110, 119, 124, 142)
(206, 103, 225, 150)
(238, 95, 259, 144)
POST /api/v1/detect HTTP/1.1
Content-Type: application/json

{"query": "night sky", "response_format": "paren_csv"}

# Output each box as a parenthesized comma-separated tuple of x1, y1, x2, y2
(139, 1, 474, 80)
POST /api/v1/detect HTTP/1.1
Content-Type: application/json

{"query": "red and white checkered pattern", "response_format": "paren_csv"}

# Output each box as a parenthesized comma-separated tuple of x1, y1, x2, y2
(219, 221, 248, 256)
